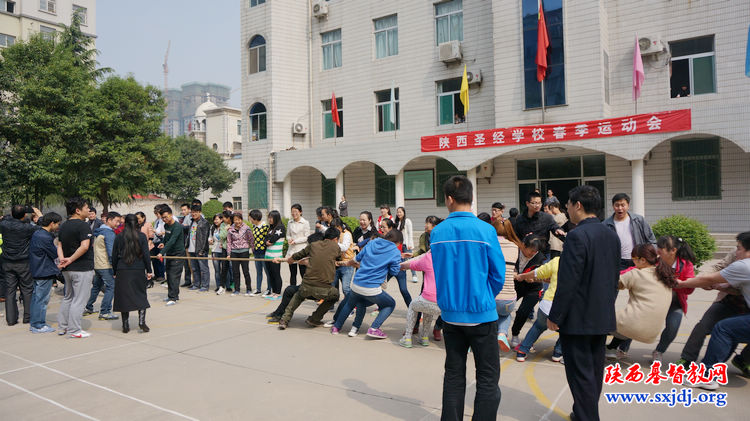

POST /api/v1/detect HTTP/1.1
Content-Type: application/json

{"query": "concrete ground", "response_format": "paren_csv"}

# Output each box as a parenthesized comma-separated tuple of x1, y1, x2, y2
(0, 260, 747, 420)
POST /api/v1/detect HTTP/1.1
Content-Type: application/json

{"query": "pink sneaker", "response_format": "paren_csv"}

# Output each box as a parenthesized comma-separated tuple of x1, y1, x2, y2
(366, 328, 387, 339)
(330, 327, 340, 335)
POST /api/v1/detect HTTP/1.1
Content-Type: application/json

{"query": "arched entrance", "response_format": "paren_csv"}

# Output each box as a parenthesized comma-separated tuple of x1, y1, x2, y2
(247, 169, 268, 210)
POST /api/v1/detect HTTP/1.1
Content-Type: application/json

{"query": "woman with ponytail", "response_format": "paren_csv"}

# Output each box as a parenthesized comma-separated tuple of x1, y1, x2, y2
(112, 214, 153, 333)
(605, 244, 676, 357)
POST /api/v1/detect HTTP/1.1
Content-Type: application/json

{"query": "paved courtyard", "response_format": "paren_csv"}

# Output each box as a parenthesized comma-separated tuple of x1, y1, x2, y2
(0, 262, 747, 420)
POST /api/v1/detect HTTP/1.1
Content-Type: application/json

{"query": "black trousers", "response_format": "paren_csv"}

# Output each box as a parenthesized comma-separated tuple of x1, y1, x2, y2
(559, 334, 606, 421)
(265, 261, 282, 294)
(442, 321, 501, 421)
(165, 259, 183, 301)
(270, 285, 301, 317)
(230, 251, 251, 293)
(682, 295, 749, 362)
(3, 260, 33, 325)
(182, 257, 192, 284)
(512, 290, 540, 337)
(289, 263, 306, 286)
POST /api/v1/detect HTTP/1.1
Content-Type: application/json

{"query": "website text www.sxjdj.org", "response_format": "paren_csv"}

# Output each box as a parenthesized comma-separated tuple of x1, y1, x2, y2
(605, 388, 727, 408)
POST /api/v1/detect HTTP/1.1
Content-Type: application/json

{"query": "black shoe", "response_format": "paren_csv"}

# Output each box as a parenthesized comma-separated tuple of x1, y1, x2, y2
(265, 312, 277, 319)
(569, 412, 577, 421)
(180, 283, 192, 288)
(122, 319, 130, 334)
(139, 324, 150, 333)
(146, 280, 154, 289)
(305, 317, 323, 327)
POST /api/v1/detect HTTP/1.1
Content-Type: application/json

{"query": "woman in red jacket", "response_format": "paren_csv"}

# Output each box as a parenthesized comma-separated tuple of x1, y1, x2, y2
(616, 235, 696, 362)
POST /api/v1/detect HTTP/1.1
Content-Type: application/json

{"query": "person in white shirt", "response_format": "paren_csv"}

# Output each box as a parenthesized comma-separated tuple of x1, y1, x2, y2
(286, 204, 310, 286)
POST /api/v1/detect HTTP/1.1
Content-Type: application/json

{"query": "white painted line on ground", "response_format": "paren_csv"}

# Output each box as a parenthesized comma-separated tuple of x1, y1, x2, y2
(0, 351, 200, 421)
(539, 384, 569, 421)
(0, 377, 100, 421)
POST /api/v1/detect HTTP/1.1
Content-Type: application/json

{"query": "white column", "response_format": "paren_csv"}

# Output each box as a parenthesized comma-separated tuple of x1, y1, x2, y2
(631, 159, 645, 216)
(282, 174, 292, 219)
(335, 171, 345, 206)
(395, 170, 405, 208)
(467, 167, 478, 215)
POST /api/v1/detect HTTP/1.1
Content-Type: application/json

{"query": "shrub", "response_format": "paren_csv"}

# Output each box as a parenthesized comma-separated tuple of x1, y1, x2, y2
(341, 216, 360, 233)
(652, 215, 716, 267)
(202, 200, 223, 220)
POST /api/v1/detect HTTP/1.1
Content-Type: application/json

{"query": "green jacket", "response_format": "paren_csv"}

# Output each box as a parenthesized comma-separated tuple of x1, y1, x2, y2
(162, 220, 185, 256)
(291, 240, 341, 289)
(413, 232, 429, 257)
(219, 222, 229, 249)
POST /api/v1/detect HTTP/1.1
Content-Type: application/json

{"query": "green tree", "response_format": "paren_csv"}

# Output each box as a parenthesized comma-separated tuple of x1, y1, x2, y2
(160, 136, 237, 201)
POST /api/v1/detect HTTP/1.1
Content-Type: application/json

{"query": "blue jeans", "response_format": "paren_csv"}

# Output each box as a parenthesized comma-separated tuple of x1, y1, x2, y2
(495, 299, 516, 336)
(30, 278, 55, 329)
(390, 270, 411, 307)
(702, 314, 750, 368)
(254, 251, 268, 292)
(333, 266, 355, 296)
(212, 250, 227, 289)
(619, 298, 683, 353)
(334, 290, 395, 330)
(189, 253, 211, 289)
(86, 268, 115, 314)
(518, 308, 562, 355)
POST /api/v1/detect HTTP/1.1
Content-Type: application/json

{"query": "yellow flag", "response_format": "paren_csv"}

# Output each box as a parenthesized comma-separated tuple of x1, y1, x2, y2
(460, 65, 469, 115)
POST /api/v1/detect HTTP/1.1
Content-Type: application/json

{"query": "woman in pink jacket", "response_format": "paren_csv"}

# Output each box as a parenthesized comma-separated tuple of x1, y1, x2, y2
(226, 213, 254, 296)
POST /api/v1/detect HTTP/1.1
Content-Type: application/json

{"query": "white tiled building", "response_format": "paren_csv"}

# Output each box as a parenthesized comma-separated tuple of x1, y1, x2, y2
(0, 0, 96, 47)
(240, 0, 750, 233)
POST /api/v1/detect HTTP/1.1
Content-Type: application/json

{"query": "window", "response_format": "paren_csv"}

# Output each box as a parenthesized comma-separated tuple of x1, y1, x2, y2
(250, 0, 266, 6)
(232, 197, 243, 211)
(375, 88, 399, 132)
(437, 79, 464, 125)
(236, 120, 242, 136)
(249, 103, 267, 141)
(39, 25, 55, 41)
(73, 5, 87, 25)
(522, 0, 565, 108)
(435, 159, 465, 206)
(212, 143, 218, 151)
(670, 35, 715, 98)
(39, 0, 55, 13)
(374, 166, 395, 207)
(672, 138, 720, 200)
(603, 50, 610, 105)
(248, 35, 266, 74)
(374, 15, 398, 58)
(404, 170, 434, 200)
(322, 29, 342, 70)
(321, 175, 336, 208)
(322, 97, 343, 139)
(247, 169, 268, 209)
(0, 33, 15, 48)
(435, 0, 463, 44)
(2, 1, 16, 13)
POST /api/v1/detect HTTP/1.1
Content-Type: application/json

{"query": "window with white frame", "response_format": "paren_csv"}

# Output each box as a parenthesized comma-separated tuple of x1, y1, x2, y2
(670, 35, 715, 98)
(2, 1, 16, 13)
(249, 103, 267, 141)
(375, 88, 399, 132)
(39, 0, 55, 13)
(250, 0, 265, 7)
(435, 0, 462, 45)
(233, 197, 243, 210)
(437, 78, 464, 125)
(248, 35, 266, 74)
(237, 120, 242, 136)
(322, 97, 343, 139)
(40, 25, 55, 41)
(0, 33, 15, 47)
(73, 5, 87, 25)
(322, 29, 342, 70)
(374, 15, 398, 59)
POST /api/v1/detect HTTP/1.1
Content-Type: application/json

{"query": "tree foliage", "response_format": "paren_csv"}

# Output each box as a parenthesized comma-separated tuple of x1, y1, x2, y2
(159, 136, 237, 202)
(652, 214, 717, 267)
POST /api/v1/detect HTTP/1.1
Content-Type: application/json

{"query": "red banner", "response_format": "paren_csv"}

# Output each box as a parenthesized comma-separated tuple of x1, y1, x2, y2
(421, 109, 691, 152)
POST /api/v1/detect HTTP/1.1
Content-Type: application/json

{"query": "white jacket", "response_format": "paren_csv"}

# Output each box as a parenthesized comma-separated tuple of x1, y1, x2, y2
(286, 217, 311, 257)
(400, 218, 414, 250)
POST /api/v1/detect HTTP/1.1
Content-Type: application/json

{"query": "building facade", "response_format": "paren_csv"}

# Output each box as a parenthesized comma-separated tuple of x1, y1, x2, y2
(0, 0, 96, 47)
(164, 82, 231, 138)
(240, 0, 750, 233)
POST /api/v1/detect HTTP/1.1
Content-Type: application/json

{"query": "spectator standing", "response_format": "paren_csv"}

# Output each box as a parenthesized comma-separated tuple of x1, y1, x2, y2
(603, 193, 656, 270)
(226, 212, 254, 296)
(547, 201, 568, 258)
(28, 212, 62, 333)
(490, 202, 505, 223)
(1, 205, 43, 325)
(249, 210, 269, 295)
(112, 214, 153, 333)
(84, 212, 122, 320)
(338, 195, 348, 217)
(286, 204, 310, 287)
(157, 206, 185, 306)
(187, 205, 211, 292)
(87, 206, 103, 231)
(264, 210, 286, 298)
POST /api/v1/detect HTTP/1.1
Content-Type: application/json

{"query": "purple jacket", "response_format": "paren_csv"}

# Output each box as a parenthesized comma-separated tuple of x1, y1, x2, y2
(227, 224, 254, 253)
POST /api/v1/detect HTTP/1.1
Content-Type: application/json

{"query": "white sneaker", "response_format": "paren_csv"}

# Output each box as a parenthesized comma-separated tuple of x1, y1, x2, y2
(70, 330, 91, 338)
(166, 300, 176, 306)
(323, 320, 335, 328)
(261, 291, 272, 298)
(410, 276, 419, 283)
(216, 287, 225, 295)
(348, 327, 359, 337)
(510, 336, 520, 349)
(605, 349, 618, 360)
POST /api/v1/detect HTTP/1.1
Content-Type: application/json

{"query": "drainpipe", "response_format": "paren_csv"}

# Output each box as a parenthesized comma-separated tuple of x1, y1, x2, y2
(269, 152, 276, 211)
(307, 0, 314, 149)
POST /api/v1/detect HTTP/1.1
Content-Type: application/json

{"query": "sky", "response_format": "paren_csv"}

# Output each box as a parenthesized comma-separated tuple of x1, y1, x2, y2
(96, 1, 241, 106)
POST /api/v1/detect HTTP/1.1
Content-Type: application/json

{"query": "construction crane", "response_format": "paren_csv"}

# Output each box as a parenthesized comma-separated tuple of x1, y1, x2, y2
(162, 40, 171, 135)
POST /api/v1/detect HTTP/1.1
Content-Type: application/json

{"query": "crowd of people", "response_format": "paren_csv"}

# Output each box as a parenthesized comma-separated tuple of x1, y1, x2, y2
(1, 179, 749, 421)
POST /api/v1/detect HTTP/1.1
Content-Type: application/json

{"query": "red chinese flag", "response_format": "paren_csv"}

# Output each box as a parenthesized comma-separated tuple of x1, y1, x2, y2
(331, 92, 341, 127)
(536, 0, 549, 82)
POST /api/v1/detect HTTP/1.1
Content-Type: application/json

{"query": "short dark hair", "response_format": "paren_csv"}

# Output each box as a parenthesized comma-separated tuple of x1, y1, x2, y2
(525, 191, 542, 203)
(180, 203, 190, 209)
(191, 199, 202, 206)
(222, 210, 233, 219)
(443, 175, 473, 204)
(384, 228, 403, 244)
(160, 206, 173, 216)
(315, 206, 323, 218)
(523, 235, 548, 252)
(191, 204, 202, 212)
(106, 211, 121, 221)
(321, 206, 332, 216)
(737, 232, 750, 251)
(249, 209, 262, 221)
(232, 212, 244, 222)
(568, 185, 603, 215)
(89, 206, 97, 214)
(547, 201, 560, 209)
(477, 212, 491, 223)
(65, 197, 88, 216)
(291, 203, 302, 213)
(324, 227, 340, 240)
(491, 202, 504, 210)
(509, 208, 519, 218)
(11, 205, 26, 219)
(222, 201, 233, 208)
(40, 212, 62, 227)
(612, 193, 631, 205)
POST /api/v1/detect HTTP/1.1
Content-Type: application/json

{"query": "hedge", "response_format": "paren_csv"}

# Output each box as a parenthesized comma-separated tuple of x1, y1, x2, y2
(652, 215, 716, 267)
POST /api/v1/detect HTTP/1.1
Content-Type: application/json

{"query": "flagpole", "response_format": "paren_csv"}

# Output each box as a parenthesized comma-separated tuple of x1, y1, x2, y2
(541, 79, 546, 124)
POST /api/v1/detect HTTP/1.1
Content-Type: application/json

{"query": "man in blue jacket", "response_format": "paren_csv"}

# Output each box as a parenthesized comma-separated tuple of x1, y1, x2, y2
(431, 175, 505, 421)
(547, 185, 620, 421)
(84, 212, 121, 320)
(29, 212, 63, 333)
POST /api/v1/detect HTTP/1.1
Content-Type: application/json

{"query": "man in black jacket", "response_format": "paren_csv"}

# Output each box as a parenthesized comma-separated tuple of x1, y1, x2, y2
(512, 191, 565, 248)
(0, 205, 43, 325)
(187, 205, 210, 291)
(547, 186, 620, 421)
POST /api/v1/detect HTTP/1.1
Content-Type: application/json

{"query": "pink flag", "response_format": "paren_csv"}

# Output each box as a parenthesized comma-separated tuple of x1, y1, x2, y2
(633, 35, 645, 101)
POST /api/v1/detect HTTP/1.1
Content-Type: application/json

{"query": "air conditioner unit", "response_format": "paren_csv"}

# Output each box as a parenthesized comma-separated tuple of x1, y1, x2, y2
(638, 36, 665, 55)
(439, 40, 462, 63)
(291, 122, 307, 135)
(477, 161, 494, 178)
(466, 68, 482, 85)
(312, 0, 328, 18)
